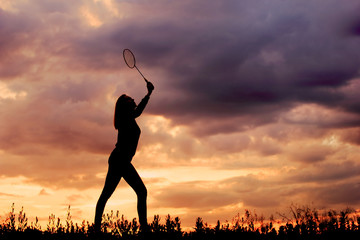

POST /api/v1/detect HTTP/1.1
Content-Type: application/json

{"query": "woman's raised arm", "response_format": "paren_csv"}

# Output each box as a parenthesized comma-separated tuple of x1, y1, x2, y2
(133, 81, 154, 118)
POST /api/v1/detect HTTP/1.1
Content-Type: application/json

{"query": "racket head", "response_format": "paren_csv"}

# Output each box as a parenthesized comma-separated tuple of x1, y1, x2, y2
(123, 49, 136, 68)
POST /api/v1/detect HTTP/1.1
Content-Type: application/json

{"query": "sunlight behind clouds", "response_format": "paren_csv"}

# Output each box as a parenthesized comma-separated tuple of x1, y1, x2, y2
(0, 82, 27, 100)
(0, 0, 17, 12)
(144, 115, 181, 137)
(80, 6, 103, 28)
(80, 0, 127, 28)
(95, 0, 123, 18)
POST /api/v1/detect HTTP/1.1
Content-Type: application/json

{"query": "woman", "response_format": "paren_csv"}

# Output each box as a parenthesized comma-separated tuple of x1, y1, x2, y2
(95, 81, 154, 232)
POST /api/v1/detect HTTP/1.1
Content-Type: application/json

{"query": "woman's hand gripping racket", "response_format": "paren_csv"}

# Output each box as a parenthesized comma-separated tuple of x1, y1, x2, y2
(123, 49, 148, 83)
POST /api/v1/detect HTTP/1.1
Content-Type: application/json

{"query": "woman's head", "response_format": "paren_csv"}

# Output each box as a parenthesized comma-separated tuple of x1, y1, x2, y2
(114, 94, 136, 129)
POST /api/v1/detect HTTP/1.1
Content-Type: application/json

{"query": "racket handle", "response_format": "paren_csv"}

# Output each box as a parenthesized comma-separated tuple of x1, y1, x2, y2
(135, 66, 148, 83)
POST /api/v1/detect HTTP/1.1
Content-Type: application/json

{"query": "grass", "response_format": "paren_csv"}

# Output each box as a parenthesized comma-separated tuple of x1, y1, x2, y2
(0, 203, 359, 239)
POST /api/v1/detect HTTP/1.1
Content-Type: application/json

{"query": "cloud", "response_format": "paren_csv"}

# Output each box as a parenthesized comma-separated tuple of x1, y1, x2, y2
(282, 103, 360, 129)
(153, 174, 285, 211)
(66, 194, 86, 203)
(314, 182, 360, 205)
(131, 0, 360, 135)
(287, 144, 335, 163)
(152, 160, 360, 215)
(0, 9, 39, 79)
(0, 192, 21, 198)
(349, 20, 360, 36)
(284, 161, 360, 183)
(2, 0, 360, 136)
(153, 181, 238, 210)
(340, 128, 360, 145)
(346, 16, 360, 36)
(38, 188, 51, 196)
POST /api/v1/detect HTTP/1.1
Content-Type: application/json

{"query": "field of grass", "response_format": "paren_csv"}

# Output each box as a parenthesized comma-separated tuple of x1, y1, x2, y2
(1, 203, 359, 239)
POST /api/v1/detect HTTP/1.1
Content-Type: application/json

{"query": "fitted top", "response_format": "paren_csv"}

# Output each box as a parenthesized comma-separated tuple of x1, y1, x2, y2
(115, 95, 149, 158)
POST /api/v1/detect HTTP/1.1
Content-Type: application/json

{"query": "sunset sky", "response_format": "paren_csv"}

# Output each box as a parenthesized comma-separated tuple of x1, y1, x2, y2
(1, 0, 360, 229)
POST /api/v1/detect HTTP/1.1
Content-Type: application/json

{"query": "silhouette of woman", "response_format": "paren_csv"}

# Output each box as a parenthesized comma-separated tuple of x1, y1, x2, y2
(95, 81, 154, 232)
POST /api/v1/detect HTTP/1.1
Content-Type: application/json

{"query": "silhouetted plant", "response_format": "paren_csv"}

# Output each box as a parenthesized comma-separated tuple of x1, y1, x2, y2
(16, 206, 28, 232)
(46, 213, 61, 233)
(1, 203, 360, 239)
(65, 205, 75, 233)
(164, 214, 182, 239)
(150, 214, 166, 233)
(28, 216, 41, 231)
(5, 203, 16, 232)
(194, 217, 204, 234)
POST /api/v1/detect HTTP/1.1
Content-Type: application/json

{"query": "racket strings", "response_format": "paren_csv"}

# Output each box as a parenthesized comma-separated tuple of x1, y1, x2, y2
(123, 49, 136, 68)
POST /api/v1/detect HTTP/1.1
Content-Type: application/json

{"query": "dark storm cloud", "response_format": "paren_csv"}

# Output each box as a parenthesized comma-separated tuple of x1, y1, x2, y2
(3, 0, 355, 130)
(347, 17, 360, 36)
(60, 0, 360, 135)
(2, 0, 359, 136)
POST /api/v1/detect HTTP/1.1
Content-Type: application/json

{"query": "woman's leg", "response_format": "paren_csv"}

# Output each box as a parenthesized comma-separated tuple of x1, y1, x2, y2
(123, 163, 148, 229)
(94, 168, 122, 231)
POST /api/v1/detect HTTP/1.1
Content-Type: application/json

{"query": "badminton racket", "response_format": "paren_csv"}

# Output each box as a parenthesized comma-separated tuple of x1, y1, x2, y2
(123, 49, 148, 83)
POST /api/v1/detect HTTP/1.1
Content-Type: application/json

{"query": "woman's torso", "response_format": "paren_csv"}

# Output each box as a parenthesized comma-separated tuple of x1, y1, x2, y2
(110, 118, 141, 164)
